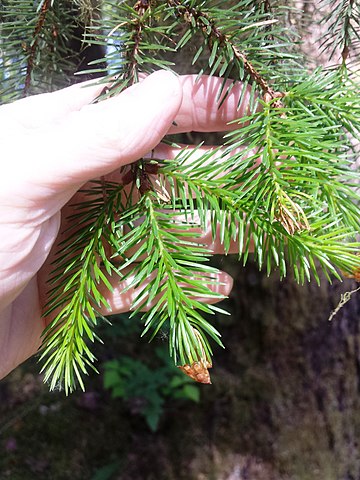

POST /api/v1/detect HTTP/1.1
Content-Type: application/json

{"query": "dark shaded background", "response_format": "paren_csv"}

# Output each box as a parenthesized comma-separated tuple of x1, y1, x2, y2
(1, 258, 360, 479)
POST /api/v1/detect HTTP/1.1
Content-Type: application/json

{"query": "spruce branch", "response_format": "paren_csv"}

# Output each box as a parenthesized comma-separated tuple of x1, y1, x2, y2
(37, 0, 360, 390)
(0, 0, 89, 100)
(257, 0, 275, 45)
(73, 0, 102, 25)
(41, 181, 127, 393)
(2, 0, 360, 392)
(124, 0, 152, 84)
(167, 0, 285, 103)
(158, 142, 360, 282)
(110, 190, 227, 364)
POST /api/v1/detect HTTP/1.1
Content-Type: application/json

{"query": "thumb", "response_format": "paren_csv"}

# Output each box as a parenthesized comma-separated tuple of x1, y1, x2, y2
(30, 70, 183, 189)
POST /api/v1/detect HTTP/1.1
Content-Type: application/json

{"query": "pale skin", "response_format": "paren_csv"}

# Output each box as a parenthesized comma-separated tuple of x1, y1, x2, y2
(0, 70, 253, 380)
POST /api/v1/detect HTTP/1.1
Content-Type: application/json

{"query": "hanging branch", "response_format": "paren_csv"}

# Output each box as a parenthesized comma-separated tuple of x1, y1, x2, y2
(39, 0, 359, 391)
(41, 181, 127, 393)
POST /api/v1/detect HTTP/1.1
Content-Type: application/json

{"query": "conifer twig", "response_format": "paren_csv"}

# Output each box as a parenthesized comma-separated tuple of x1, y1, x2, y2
(319, 0, 360, 65)
(341, 0, 355, 62)
(126, 0, 151, 83)
(328, 285, 360, 321)
(261, 0, 275, 44)
(24, 0, 51, 95)
(168, 0, 285, 105)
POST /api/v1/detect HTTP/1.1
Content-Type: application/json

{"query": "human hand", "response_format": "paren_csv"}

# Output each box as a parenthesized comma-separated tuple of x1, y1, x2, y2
(0, 70, 252, 379)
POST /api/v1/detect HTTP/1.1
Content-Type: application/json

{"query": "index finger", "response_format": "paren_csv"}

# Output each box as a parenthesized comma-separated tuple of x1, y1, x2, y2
(0, 74, 251, 133)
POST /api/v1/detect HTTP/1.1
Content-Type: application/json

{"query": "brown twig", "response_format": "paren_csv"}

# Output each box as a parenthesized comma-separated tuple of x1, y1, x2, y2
(96, 0, 152, 205)
(168, 0, 285, 105)
(262, 0, 275, 44)
(263, 0, 272, 12)
(328, 286, 360, 321)
(125, 0, 152, 83)
(94, 0, 151, 100)
(23, 0, 51, 96)
(341, 0, 355, 63)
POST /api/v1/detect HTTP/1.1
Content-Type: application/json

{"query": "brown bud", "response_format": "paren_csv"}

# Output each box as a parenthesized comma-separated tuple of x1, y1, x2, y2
(342, 254, 360, 281)
(121, 169, 135, 185)
(275, 196, 310, 235)
(263, 92, 272, 103)
(179, 359, 212, 384)
(178, 328, 213, 384)
(138, 175, 153, 195)
(144, 162, 159, 175)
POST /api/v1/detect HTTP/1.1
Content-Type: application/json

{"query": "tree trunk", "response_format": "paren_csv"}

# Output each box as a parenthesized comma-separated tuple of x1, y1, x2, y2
(206, 260, 360, 480)
(119, 261, 360, 480)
